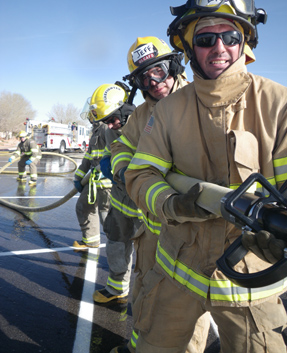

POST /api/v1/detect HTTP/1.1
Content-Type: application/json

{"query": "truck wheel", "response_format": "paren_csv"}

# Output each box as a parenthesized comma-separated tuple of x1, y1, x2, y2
(59, 141, 66, 154)
(81, 142, 86, 152)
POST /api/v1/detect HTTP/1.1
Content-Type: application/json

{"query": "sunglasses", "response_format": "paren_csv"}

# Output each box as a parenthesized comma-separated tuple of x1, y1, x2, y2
(193, 31, 242, 48)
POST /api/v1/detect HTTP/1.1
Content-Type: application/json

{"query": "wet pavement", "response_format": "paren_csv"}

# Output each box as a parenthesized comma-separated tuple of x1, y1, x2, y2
(0, 151, 286, 353)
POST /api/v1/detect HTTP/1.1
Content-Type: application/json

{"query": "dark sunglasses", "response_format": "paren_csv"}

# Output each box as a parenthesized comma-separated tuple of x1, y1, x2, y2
(193, 31, 242, 48)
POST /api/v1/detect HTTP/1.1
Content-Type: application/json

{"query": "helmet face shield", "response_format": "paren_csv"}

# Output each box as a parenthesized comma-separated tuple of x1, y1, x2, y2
(134, 60, 170, 91)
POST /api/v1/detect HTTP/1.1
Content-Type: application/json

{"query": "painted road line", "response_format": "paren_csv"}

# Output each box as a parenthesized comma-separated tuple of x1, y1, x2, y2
(0, 196, 79, 199)
(0, 244, 106, 256)
(73, 247, 99, 353)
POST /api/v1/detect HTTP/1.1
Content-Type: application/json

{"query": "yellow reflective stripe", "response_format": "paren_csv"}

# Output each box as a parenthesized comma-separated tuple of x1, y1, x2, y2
(24, 152, 32, 155)
(156, 240, 287, 303)
(128, 152, 172, 176)
(84, 149, 104, 160)
(210, 277, 287, 303)
(107, 277, 129, 292)
(111, 152, 133, 174)
(156, 242, 209, 298)
(82, 234, 100, 244)
(130, 330, 138, 349)
(75, 169, 85, 178)
(274, 157, 287, 183)
(230, 178, 276, 196)
(146, 181, 170, 216)
(30, 148, 38, 153)
(140, 211, 161, 235)
(95, 179, 113, 188)
(110, 195, 141, 217)
(117, 135, 136, 152)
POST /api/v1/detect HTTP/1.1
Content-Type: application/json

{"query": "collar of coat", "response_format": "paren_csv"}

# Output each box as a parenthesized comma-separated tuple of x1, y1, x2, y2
(193, 55, 252, 108)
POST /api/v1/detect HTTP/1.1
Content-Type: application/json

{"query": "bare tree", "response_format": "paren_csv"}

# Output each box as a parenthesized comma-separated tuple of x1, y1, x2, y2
(0, 91, 36, 135)
(47, 103, 86, 125)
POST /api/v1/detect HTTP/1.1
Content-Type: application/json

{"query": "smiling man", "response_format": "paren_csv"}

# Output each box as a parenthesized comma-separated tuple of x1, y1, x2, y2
(124, 1, 287, 353)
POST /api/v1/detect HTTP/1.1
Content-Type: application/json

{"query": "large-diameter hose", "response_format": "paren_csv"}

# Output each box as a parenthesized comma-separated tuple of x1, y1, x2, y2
(0, 172, 90, 213)
(0, 152, 78, 176)
(165, 172, 231, 217)
(0, 152, 87, 213)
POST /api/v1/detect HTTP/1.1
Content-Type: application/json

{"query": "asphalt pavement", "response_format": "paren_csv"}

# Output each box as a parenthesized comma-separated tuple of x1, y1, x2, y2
(0, 151, 286, 353)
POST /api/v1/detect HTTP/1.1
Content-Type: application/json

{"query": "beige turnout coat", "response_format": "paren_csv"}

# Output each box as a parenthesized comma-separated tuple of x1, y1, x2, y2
(125, 55, 287, 307)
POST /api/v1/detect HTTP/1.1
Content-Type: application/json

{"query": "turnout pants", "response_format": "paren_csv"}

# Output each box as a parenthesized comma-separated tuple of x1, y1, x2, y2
(103, 206, 141, 296)
(18, 156, 40, 180)
(127, 225, 210, 353)
(134, 265, 287, 353)
(76, 183, 111, 246)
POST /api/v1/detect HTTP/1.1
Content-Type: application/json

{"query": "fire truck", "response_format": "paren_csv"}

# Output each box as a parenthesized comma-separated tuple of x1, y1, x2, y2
(25, 119, 90, 153)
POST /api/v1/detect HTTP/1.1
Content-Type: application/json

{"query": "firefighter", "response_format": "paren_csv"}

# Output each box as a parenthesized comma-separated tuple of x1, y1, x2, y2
(124, 1, 287, 352)
(91, 82, 139, 304)
(110, 36, 210, 353)
(73, 98, 112, 249)
(8, 130, 42, 185)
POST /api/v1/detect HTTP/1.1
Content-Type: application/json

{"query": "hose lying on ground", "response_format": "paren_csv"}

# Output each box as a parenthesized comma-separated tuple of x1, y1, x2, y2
(0, 152, 88, 213)
(0, 152, 78, 176)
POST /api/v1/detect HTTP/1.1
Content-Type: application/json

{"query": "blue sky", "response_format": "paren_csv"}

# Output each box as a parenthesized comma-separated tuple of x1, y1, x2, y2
(0, 1, 286, 121)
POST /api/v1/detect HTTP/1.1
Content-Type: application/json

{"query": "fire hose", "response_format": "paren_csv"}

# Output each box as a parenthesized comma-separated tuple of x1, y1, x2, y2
(0, 152, 88, 213)
(166, 172, 287, 288)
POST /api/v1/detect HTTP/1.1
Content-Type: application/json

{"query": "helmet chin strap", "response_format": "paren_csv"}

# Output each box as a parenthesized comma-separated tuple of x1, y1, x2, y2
(176, 29, 209, 79)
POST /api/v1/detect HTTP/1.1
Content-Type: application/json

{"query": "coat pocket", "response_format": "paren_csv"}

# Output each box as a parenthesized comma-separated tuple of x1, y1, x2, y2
(133, 268, 165, 333)
(230, 130, 260, 182)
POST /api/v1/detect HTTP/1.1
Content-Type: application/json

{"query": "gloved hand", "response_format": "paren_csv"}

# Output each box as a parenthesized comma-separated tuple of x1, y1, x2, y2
(172, 183, 215, 219)
(119, 166, 127, 184)
(100, 156, 115, 184)
(8, 157, 12, 163)
(25, 159, 32, 165)
(242, 230, 287, 264)
(74, 180, 83, 193)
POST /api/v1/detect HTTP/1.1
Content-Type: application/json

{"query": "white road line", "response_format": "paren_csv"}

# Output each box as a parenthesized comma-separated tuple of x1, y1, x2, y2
(0, 244, 106, 256)
(73, 248, 100, 353)
(0, 196, 79, 199)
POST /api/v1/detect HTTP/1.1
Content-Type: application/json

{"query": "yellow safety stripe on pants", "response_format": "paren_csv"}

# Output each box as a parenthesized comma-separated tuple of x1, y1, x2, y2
(145, 181, 171, 216)
(130, 330, 138, 349)
(24, 152, 32, 155)
(273, 156, 287, 183)
(30, 174, 37, 179)
(82, 234, 100, 244)
(19, 171, 27, 177)
(128, 152, 172, 176)
(111, 152, 133, 174)
(116, 135, 137, 152)
(107, 276, 129, 293)
(156, 240, 287, 303)
(110, 194, 141, 218)
(139, 210, 161, 235)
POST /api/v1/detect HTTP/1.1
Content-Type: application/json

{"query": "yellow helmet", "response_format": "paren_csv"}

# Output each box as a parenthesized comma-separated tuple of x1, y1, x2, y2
(18, 130, 28, 138)
(126, 36, 185, 90)
(168, 0, 267, 59)
(89, 84, 129, 122)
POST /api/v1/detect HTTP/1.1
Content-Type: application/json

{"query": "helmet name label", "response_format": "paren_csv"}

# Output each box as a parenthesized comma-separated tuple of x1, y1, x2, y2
(132, 43, 158, 67)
